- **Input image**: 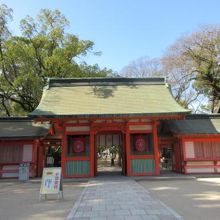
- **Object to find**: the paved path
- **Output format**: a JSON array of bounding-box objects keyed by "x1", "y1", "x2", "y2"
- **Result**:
[{"x1": 66, "y1": 179, "x2": 183, "y2": 220}]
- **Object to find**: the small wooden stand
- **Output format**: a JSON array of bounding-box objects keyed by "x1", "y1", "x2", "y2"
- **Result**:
[{"x1": 39, "y1": 167, "x2": 63, "y2": 201}]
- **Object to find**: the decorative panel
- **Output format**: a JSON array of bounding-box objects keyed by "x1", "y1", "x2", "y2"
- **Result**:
[
  {"x1": 129, "y1": 125, "x2": 152, "y2": 131},
  {"x1": 66, "y1": 161, "x2": 90, "y2": 176},
  {"x1": 187, "y1": 161, "x2": 213, "y2": 166},
  {"x1": 66, "y1": 120, "x2": 77, "y2": 123},
  {"x1": 185, "y1": 141, "x2": 195, "y2": 158},
  {"x1": 0, "y1": 144, "x2": 23, "y2": 163},
  {"x1": 79, "y1": 120, "x2": 89, "y2": 123},
  {"x1": 141, "y1": 119, "x2": 151, "y2": 122},
  {"x1": 186, "y1": 168, "x2": 214, "y2": 173},
  {"x1": 129, "y1": 119, "x2": 139, "y2": 122},
  {"x1": 130, "y1": 133, "x2": 153, "y2": 155},
  {"x1": 131, "y1": 159, "x2": 155, "y2": 173},
  {"x1": 113, "y1": 119, "x2": 124, "y2": 122},
  {"x1": 23, "y1": 145, "x2": 33, "y2": 161},
  {"x1": 2, "y1": 165, "x2": 19, "y2": 178},
  {"x1": 66, "y1": 126, "x2": 90, "y2": 132},
  {"x1": 213, "y1": 142, "x2": 220, "y2": 158},
  {"x1": 67, "y1": 135, "x2": 90, "y2": 157}
]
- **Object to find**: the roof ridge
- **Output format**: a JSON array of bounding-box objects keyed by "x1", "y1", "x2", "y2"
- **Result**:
[{"x1": 48, "y1": 77, "x2": 165, "y2": 87}]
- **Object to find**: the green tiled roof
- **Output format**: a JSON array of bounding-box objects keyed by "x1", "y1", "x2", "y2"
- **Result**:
[
  {"x1": 0, "y1": 117, "x2": 50, "y2": 138},
  {"x1": 29, "y1": 77, "x2": 190, "y2": 118},
  {"x1": 168, "y1": 117, "x2": 220, "y2": 135}
]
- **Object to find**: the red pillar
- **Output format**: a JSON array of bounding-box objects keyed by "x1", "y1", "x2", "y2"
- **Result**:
[
  {"x1": 61, "y1": 131, "x2": 67, "y2": 178},
  {"x1": 125, "y1": 123, "x2": 131, "y2": 176},
  {"x1": 181, "y1": 138, "x2": 186, "y2": 174},
  {"x1": 36, "y1": 140, "x2": 42, "y2": 177},
  {"x1": 90, "y1": 125, "x2": 95, "y2": 177},
  {"x1": 32, "y1": 140, "x2": 38, "y2": 177},
  {"x1": 153, "y1": 121, "x2": 160, "y2": 175}
]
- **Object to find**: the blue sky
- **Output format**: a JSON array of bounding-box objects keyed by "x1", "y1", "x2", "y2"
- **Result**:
[{"x1": 2, "y1": 0, "x2": 220, "y2": 72}]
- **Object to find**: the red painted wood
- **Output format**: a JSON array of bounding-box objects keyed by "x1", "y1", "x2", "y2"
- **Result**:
[
  {"x1": 0, "y1": 139, "x2": 40, "y2": 177},
  {"x1": 182, "y1": 138, "x2": 186, "y2": 161},
  {"x1": 35, "y1": 116, "x2": 189, "y2": 178},
  {"x1": 125, "y1": 123, "x2": 131, "y2": 176},
  {"x1": 0, "y1": 161, "x2": 33, "y2": 165},
  {"x1": 181, "y1": 137, "x2": 220, "y2": 174},
  {"x1": 63, "y1": 174, "x2": 90, "y2": 178},
  {"x1": 122, "y1": 133, "x2": 126, "y2": 175},
  {"x1": 90, "y1": 128, "x2": 95, "y2": 177},
  {"x1": 153, "y1": 121, "x2": 160, "y2": 175},
  {"x1": 130, "y1": 155, "x2": 154, "y2": 159},
  {"x1": 61, "y1": 131, "x2": 66, "y2": 179},
  {"x1": 127, "y1": 122, "x2": 152, "y2": 126},
  {"x1": 174, "y1": 142, "x2": 182, "y2": 173},
  {"x1": 64, "y1": 123, "x2": 90, "y2": 127},
  {"x1": 185, "y1": 157, "x2": 219, "y2": 161},
  {"x1": 129, "y1": 130, "x2": 152, "y2": 134},
  {"x1": 0, "y1": 140, "x2": 34, "y2": 144},
  {"x1": 65, "y1": 131, "x2": 90, "y2": 135},
  {"x1": 0, "y1": 169, "x2": 19, "y2": 173},
  {"x1": 37, "y1": 141, "x2": 44, "y2": 177},
  {"x1": 65, "y1": 157, "x2": 90, "y2": 161},
  {"x1": 185, "y1": 165, "x2": 214, "y2": 168},
  {"x1": 94, "y1": 133, "x2": 97, "y2": 176},
  {"x1": 131, "y1": 172, "x2": 155, "y2": 176}
]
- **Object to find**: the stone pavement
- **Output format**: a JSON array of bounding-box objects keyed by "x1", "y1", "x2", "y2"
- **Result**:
[{"x1": 66, "y1": 179, "x2": 183, "y2": 220}]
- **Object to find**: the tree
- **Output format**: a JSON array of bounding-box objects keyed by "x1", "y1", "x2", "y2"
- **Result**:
[
  {"x1": 0, "y1": 4, "x2": 13, "y2": 115},
  {"x1": 120, "y1": 57, "x2": 162, "y2": 78},
  {"x1": 162, "y1": 26, "x2": 220, "y2": 113},
  {"x1": 121, "y1": 26, "x2": 220, "y2": 113},
  {"x1": 0, "y1": 6, "x2": 114, "y2": 116}
]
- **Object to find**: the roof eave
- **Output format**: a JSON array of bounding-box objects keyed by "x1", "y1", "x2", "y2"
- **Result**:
[
  {"x1": 29, "y1": 111, "x2": 190, "y2": 119},
  {"x1": 173, "y1": 133, "x2": 220, "y2": 138}
]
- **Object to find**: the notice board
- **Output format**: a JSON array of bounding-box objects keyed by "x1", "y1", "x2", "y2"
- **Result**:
[{"x1": 40, "y1": 167, "x2": 63, "y2": 199}]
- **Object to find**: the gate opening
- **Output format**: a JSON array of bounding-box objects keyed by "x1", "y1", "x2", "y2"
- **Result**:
[{"x1": 95, "y1": 132, "x2": 125, "y2": 176}]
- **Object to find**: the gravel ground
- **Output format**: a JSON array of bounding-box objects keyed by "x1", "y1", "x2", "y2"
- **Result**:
[
  {"x1": 0, "y1": 180, "x2": 87, "y2": 220},
  {"x1": 139, "y1": 177, "x2": 220, "y2": 220},
  {"x1": 1, "y1": 177, "x2": 220, "y2": 220}
]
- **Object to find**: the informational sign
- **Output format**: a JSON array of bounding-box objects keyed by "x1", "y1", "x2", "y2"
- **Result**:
[
  {"x1": 19, "y1": 163, "x2": 29, "y2": 182},
  {"x1": 40, "y1": 167, "x2": 63, "y2": 200}
]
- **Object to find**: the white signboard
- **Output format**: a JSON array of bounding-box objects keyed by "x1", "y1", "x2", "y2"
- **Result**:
[{"x1": 40, "y1": 167, "x2": 63, "y2": 200}]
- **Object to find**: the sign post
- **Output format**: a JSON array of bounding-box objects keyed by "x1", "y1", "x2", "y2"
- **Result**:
[{"x1": 39, "y1": 167, "x2": 63, "y2": 200}]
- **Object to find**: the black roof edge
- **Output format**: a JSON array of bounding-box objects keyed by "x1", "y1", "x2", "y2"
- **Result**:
[
  {"x1": 186, "y1": 114, "x2": 220, "y2": 120},
  {"x1": 48, "y1": 77, "x2": 165, "y2": 87},
  {"x1": 0, "y1": 116, "x2": 32, "y2": 121},
  {"x1": 29, "y1": 111, "x2": 190, "y2": 119},
  {"x1": 0, "y1": 135, "x2": 46, "y2": 140}
]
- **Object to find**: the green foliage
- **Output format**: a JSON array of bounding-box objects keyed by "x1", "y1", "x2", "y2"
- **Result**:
[
  {"x1": 0, "y1": 6, "x2": 115, "y2": 116},
  {"x1": 163, "y1": 26, "x2": 220, "y2": 112}
]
